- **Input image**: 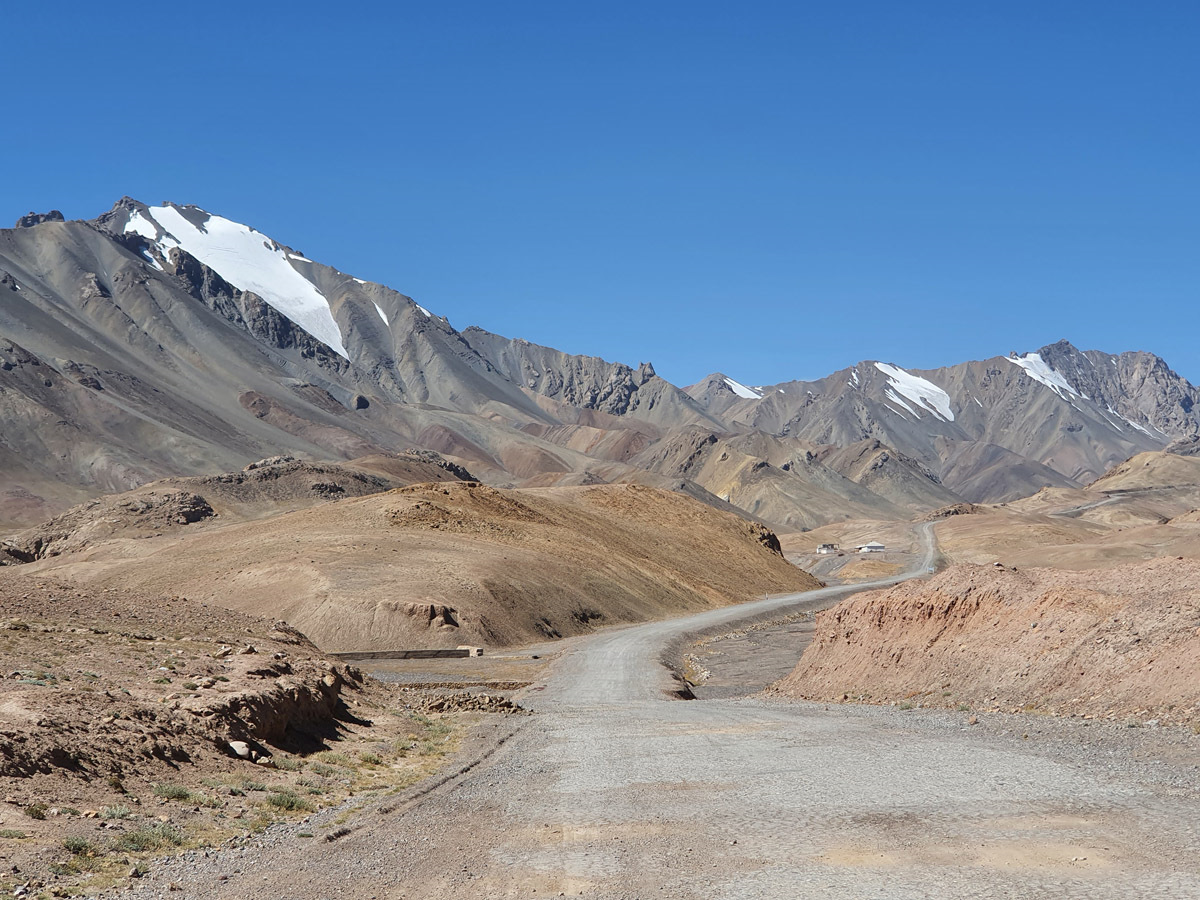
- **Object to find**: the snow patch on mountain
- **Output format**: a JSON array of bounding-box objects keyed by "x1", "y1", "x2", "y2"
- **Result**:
[
  {"x1": 884, "y1": 389, "x2": 919, "y2": 417},
  {"x1": 723, "y1": 377, "x2": 763, "y2": 399},
  {"x1": 373, "y1": 303, "x2": 389, "y2": 326},
  {"x1": 873, "y1": 362, "x2": 954, "y2": 422},
  {"x1": 125, "y1": 205, "x2": 348, "y2": 359},
  {"x1": 1005, "y1": 353, "x2": 1077, "y2": 398},
  {"x1": 414, "y1": 303, "x2": 432, "y2": 319}
]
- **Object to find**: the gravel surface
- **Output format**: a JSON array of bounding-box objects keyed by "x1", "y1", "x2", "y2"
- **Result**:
[{"x1": 104, "y1": 525, "x2": 1200, "y2": 898}]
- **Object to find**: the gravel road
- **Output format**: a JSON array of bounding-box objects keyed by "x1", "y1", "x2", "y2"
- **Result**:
[{"x1": 110, "y1": 524, "x2": 1200, "y2": 898}]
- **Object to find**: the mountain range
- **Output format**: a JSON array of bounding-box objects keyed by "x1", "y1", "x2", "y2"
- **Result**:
[{"x1": 3, "y1": 198, "x2": 1197, "y2": 530}]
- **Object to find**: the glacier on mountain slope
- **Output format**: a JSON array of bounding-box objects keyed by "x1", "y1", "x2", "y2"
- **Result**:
[
  {"x1": 1005, "y1": 352, "x2": 1077, "y2": 398},
  {"x1": 723, "y1": 377, "x2": 763, "y2": 399},
  {"x1": 125, "y1": 205, "x2": 349, "y2": 359},
  {"x1": 884, "y1": 389, "x2": 920, "y2": 417},
  {"x1": 873, "y1": 362, "x2": 954, "y2": 422}
]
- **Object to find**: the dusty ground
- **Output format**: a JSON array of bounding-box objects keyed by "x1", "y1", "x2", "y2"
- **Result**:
[
  {"x1": 0, "y1": 571, "x2": 520, "y2": 898},
  {"x1": 777, "y1": 557, "x2": 1200, "y2": 726},
  {"x1": 98, "y1": 546, "x2": 1200, "y2": 900},
  {"x1": 16, "y1": 481, "x2": 816, "y2": 652}
]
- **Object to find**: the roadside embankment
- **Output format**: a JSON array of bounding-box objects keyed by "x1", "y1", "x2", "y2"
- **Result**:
[{"x1": 775, "y1": 557, "x2": 1200, "y2": 726}]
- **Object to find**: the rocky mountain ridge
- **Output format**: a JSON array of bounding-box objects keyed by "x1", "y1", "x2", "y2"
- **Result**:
[{"x1": 3, "y1": 198, "x2": 1197, "y2": 530}]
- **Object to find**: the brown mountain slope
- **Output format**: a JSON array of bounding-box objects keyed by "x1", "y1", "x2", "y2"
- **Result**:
[
  {"x1": 775, "y1": 559, "x2": 1200, "y2": 727},
  {"x1": 22, "y1": 482, "x2": 817, "y2": 652},
  {"x1": 1089, "y1": 451, "x2": 1200, "y2": 491},
  {"x1": 814, "y1": 439, "x2": 962, "y2": 512}
]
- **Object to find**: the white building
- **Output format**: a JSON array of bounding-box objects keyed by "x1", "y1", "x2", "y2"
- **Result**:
[{"x1": 858, "y1": 541, "x2": 886, "y2": 554}]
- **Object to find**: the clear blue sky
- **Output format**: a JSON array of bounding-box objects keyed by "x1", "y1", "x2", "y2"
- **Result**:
[{"x1": 7, "y1": 2, "x2": 1199, "y2": 387}]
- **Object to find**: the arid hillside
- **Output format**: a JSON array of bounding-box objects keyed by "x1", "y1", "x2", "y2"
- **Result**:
[
  {"x1": 0, "y1": 570, "x2": 497, "y2": 895},
  {"x1": 1089, "y1": 450, "x2": 1200, "y2": 491},
  {"x1": 17, "y1": 481, "x2": 817, "y2": 652},
  {"x1": 776, "y1": 559, "x2": 1200, "y2": 726}
]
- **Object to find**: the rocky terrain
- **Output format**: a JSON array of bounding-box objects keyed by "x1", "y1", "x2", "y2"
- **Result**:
[
  {"x1": 0, "y1": 570, "x2": 514, "y2": 897},
  {"x1": 776, "y1": 558, "x2": 1200, "y2": 727}
]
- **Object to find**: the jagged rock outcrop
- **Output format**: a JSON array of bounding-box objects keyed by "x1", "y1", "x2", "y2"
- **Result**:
[{"x1": 14, "y1": 210, "x2": 64, "y2": 228}]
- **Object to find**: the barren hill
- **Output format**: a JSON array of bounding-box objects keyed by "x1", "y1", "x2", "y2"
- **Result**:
[
  {"x1": 18, "y1": 482, "x2": 817, "y2": 652},
  {"x1": 0, "y1": 453, "x2": 471, "y2": 561},
  {"x1": 1089, "y1": 451, "x2": 1200, "y2": 492}
]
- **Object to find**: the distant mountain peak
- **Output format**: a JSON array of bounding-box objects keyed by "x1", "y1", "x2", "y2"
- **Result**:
[{"x1": 100, "y1": 199, "x2": 350, "y2": 359}]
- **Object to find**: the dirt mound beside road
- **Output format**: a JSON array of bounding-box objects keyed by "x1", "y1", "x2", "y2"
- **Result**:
[{"x1": 777, "y1": 558, "x2": 1200, "y2": 726}]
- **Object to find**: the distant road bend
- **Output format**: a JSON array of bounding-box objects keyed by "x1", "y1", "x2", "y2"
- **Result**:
[
  {"x1": 550, "y1": 521, "x2": 938, "y2": 706},
  {"x1": 118, "y1": 521, "x2": 1200, "y2": 899}
]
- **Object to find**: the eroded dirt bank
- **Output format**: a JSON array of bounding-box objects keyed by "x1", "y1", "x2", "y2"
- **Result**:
[
  {"x1": 776, "y1": 557, "x2": 1200, "y2": 725},
  {"x1": 0, "y1": 571, "x2": 519, "y2": 896}
]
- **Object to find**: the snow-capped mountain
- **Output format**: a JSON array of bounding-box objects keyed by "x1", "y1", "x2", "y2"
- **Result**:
[
  {"x1": 2, "y1": 198, "x2": 1198, "y2": 529},
  {"x1": 686, "y1": 344, "x2": 1198, "y2": 497}
]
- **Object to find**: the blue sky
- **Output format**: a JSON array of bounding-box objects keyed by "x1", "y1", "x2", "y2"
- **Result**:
[{"x1": 7, "y1": 2, "x2": 1199, "y2": 386}]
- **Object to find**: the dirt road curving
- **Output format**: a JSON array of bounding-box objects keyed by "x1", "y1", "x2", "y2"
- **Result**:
[{"x1": 110, "y1": 522, "x2": 1200, "y2": 898}]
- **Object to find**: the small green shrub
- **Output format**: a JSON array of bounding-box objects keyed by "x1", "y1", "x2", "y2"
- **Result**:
[
  {"x1": 0, "y1": 829, "x2": 26, "y2": 839},
  {"x1": 101, "y1": 805, "x2": 131, "y2": 820},
  {"x1": 183, "y1": 682, "x2": 199, "y2": 691},
  {"x1": 24, "y1": 804, "x2": 47, "y2": 820},
  {"x1": 359, "y1": 752, "x2": 383, "y2": 766},
  {"x1": 152, "y1": 783, "x2": 192, "y2": 801},
  {"x1": 274, "y1": 756, "x2": 302, "y2": 772},
  {"x1": 114, "y1": 823, "x2": 184, "y2": 852},
  {"x1": 265, "y1": 791, "x2": 314, "y2": 812},
  {"x1": 315, "y1": 751, "x2": 351, "y2": 766},
  {"x1": 63, "y1": 835, "x2": 97, "y2": 856}
]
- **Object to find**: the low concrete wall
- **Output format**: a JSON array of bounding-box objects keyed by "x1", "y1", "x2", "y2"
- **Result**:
[{"x1": 329, "y1": 648, "x2": 471, "y2": 661}]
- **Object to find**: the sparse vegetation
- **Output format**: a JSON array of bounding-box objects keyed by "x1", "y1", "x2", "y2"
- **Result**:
[
  {"x1": 101, "y1": 804, "x2": 132, "y2": 820},
  {"x1": 265, "y1": 790, "x2": 314, "y2": 812},
  {"x1": 114, "y1": 823, "x2": 185, "y2": 852},
  {"x1": 24, "y1": 803, "x2": 47, "y2": 820},
  {"x1": 0, "y1": 829, "x2": 27, "y2": 839},
  {"x1": 63, "y1": 835, "x2": 97, "y2": 856},
  {"x1": 153, "y1": 783, "x2": 193, "y2": 801}
]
